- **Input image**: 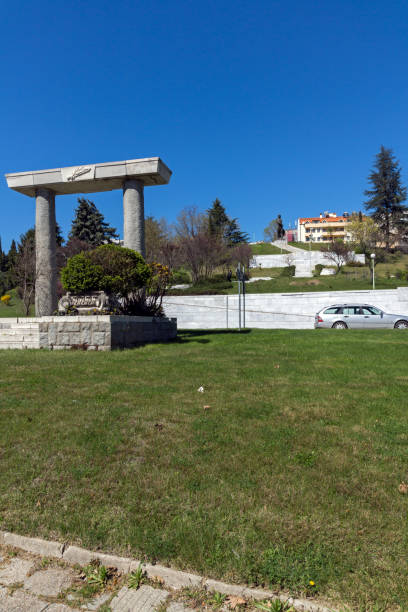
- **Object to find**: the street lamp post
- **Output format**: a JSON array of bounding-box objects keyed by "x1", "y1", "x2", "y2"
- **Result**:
[{"x1": 370, "y1": 253, "x2": 376, "y2": 290}]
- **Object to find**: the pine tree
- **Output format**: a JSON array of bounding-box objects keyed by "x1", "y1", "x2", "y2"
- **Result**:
[
  {"x1": 207, "y1": 199, "x2": 248, "y2": 245},
  {"x1": 224, "y1": 218, "x2": 249, "y2": 245},
  {"x1": 208, "y1": 199, "x2": 230, "y2": 236},
  {"x1": 69, "y1": 198, "x2": 118, "y2": 246},
  {"x1": 55, "y1": 222, "x2": 64, "y2": 247},
  {"x1": 0, "y1": 238, "x2": 7, "y2": 273},
  {"x1": 364, "y1": 146, "x2": 408, "y2": 250},
  {"x1": 6, "y1": 239, "x2": 17, "y2": 289}
]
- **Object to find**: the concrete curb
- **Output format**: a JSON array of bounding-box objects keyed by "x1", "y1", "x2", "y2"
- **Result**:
[{"x1": 0, "y1": 531, "x2": 335, "y2": 612}]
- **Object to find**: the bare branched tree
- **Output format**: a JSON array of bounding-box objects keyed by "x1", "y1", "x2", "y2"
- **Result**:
[
  {"x1": 324, "y1": 240, "x2": 354, "y2": 274},
  {"x1": 15, "y1": 229, "x2": 36, "y2": 316}
]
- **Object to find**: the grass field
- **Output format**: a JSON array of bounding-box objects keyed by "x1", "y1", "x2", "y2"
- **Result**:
[
  {"x1": 242, "y1": 266, "x2": 408, "y2": 294},
  {"x1": 0, "y1": 288, "x2": 34, "y2": 318},
  {"x1": 287, "y1": 241, "x2": 325, "y2": 251},
  {"x1": 251, "y1": 243, "x2": 290, "y2": 255},
  {"x1": 1, "y1": 330, "x2": 408, "y2": 610}
]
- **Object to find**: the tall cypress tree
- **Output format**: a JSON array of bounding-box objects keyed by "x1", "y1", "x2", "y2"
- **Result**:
[
  {"x1": 364, "y1": 146, "x2": 408, "y2": 250},
  {"x1": 69, "y1": 198, "x2": 118, "y2": 246}
]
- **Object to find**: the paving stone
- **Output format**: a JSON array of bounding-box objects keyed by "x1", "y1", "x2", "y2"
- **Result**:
[
  {"x1": 81, "y1": 592, "x2": 111, "y2": 610},
  {"x1": 1, "y1": 532, "x2": 63, "y2": 558},
  {"x1": 142, "y1": 563, "x2": 201, "y2": 590},
  {"x1": 0, "y1": 585, "x2": 46, "y2": 611},
  {"x1": 47, "y1": 605, "x2": 81, "y2": 612},
  {"x1": 243, "y1": 587, "x2": 275, "y2": 600},
  {"x1": 110, "y1": 585, "x2": 169, "y2": 611},
  {"x1": 24, "y1": 567, "x2": 74, "y2": 597},
  {"x1": 204, "y1": 578, "x2": 245, "y2": 596},
  {"x1": 167, "y1": 603, "x2": 196, "y2": 612},
  {"x1": 63, "y1": 545, "x2": 94, "y2": 566},
  {"x1": 0, "y1": 558, "x2": 35, "y2": 585}
]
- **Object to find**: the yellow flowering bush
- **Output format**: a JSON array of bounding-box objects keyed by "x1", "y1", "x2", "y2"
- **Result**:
[{"x1": 1, "y1": 294, "x2": 11, "y2": 306}]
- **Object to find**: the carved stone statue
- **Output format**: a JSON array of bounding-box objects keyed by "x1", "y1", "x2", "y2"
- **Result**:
[{"x1": 276, "y1": 214, "x2": 285, "y2": 239}]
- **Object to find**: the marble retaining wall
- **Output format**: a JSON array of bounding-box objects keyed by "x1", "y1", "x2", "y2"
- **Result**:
[{"x1": 163, "y1": 287, "x2": 408, "y2": 329}]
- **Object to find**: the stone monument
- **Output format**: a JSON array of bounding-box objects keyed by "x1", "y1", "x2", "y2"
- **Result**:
[{"x1": 5, "y1": 157, "x2": 172, "y2": 316}]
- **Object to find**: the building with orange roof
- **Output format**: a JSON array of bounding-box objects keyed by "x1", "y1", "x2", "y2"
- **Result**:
[{"x1": 297, "y1": 212, "x2": 353, "y2": 244}]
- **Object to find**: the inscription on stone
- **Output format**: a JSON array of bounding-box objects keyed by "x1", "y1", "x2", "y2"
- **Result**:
[
  {"x1": 58, "y1": 291, "x2": 111, "y2": 314},
  {"x1": 61, "y1": 165, "x2": 95, "y2": 182}
]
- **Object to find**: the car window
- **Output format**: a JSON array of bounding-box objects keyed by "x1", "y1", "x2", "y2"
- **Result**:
[
  {"x1": 323, "y1": 307, "x2": 340, "y2": 314},
  {"x1": 343, "y1": 307, "x2": 357, "y2": 315},
  {"x1": 362, "y1": 307, "x2": 379, "y2": 315}
]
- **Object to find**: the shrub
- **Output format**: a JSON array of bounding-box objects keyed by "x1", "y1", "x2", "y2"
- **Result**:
[
  {"x1": 170, "y1": 269, "x2": 191, "y2": 284},
  {"x1": 61, "y1": 245, "x2": 151, "y2": 296},
  {"x1": 313, "y1": 264, "x2": 324, "y2": 277},
  {"x1": 1, "y1": 294, "x2": 11, "y2": 306},
  {"x1": 60, "y1": 254, "x2": 104, "y2": 293},
  {"x1": 280, "y1": 265, "x2": 296, "y2": 277},
  {"x1": 87, "y1": 244, "x2": 151, "y2": 296}
]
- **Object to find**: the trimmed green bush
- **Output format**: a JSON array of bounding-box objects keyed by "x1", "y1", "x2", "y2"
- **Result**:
[
  {"x1": 87, "y1": 244, "x2": 151, "y2": 295},
  {"x1": 60, "y1": 245, "x2": 151, "y2": 296},
  {"x1": 60, "y1": 254, "x2": 104, "y2": 294}
]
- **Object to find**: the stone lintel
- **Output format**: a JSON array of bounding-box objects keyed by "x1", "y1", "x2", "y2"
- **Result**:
[{"x1": 5, "y1": 157, "x2": 172, "y2": 197}]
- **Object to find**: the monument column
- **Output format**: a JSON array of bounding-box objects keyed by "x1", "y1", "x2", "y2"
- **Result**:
[
  {"x1": 35, "y1": 188, "x2": 57, "y2": 316},
  {"x1": 123, "y1": 179, "x2": 145, "y2": 256}
]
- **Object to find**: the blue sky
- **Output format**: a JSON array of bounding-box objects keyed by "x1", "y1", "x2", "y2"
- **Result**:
[{"x1": 1, "y1": 0, "x2": 408, "y2": 250}]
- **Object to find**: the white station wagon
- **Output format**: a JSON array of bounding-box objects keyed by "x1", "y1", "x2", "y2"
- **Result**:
[{"x1": 314, "y1": 303, "x2": 408, "y2": 329}]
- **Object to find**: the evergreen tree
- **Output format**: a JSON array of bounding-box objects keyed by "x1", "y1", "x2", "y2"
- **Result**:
[
  {"x1": 6, "y1": 239, "x2": 17, "y2": 289},
  {"x1": 0, "y1": 238, "x2": 7, "y2": 273},
  {"x1": 364, "y1": 146, "x2": 408, "y2": 250},
  {"x1": 55, "y1": 222, "x2": 64, "y2": 247},
  {"x1": 224, "y1": 218, "x2": 249, "y2": 245},
  {"x1": 69, "y1": 198, "x2": 118, "y2": 246},
  {"x1": 208, "y1": 199, "x2": 230, "y2": 236},
  {"x1": 207, "y1": 199, "x2": 248, "y2": 245}
]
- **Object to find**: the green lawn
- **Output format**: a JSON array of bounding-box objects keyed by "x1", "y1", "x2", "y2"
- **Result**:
[
  {"x1": 288, "y1": 241, "x2": 325, "y2": 251},
  {"x1": 1, "y1": 330, "x2": 408, "y2": 610},
  {"x1": 242, "y1": 267, "x2": 408, "y2": 294},
  {"x1": 0, "y1": 288, "x2": 34, "y2": 317},
  {"x1": 251, "y1": 243, "x2": 290, "y2": 255}
]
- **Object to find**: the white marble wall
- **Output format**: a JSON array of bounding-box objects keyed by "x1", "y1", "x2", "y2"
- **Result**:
[{"x1": 163, "y1": 287, "x2": 408, "y2": 329}]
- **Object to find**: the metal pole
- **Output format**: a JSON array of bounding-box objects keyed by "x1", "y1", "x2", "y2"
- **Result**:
[
  {"x1": 243, "y1": 264, "x2": 246, "y2": 328},
  {"x1": 237, "y1": 263, "x2": 241, "y2": 331}
]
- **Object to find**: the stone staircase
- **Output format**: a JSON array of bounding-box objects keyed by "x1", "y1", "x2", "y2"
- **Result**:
[
  {"x1": 0, "y1": 321, "x2": 41, "y2": 349},
  {"x1": 294, "y1": 260, "x2": 314, "y2": 278}
]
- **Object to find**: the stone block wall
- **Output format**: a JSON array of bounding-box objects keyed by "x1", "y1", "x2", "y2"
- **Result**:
[{"x1": 22, "y1": 316, "x2": 177, "y2": 350}]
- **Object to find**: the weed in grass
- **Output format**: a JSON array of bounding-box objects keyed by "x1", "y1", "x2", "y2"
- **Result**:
[
  {"x1": 83, "y1": 563, "x2": 109, "y2": 587},
  {"x1": 127, "y1": 563, "x2": 144, "y2": 589},
  {"x1": 211, "y1": 591, "x2": 227, "y2": 607},
  {"x1": 254, "y1": 601, "x2": 295, "y2": 612}
]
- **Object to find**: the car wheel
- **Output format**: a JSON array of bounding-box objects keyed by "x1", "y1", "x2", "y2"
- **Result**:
[
  {"x1": 332, "y1": 321, "x2": 347, "y2": 329},
  {"x1": 394, "y1": 320, "x2": 408, "y2": 329}
]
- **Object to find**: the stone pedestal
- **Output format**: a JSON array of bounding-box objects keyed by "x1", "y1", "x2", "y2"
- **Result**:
[
  {"x1": 123, "y1": 179, "x2": 145, "y2": 256},
  {"x1": 35, "y1": 189, "x2": 57, "y2": 316}
]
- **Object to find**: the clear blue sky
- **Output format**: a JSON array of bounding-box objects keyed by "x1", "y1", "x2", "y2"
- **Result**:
[{"x1": 1, "y1": 0, "x2": 408, "y2": 250}]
